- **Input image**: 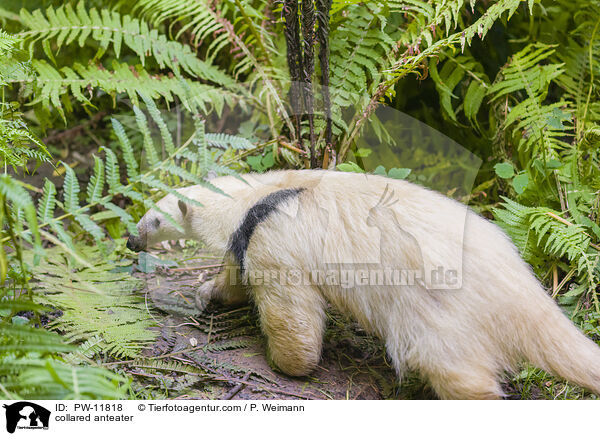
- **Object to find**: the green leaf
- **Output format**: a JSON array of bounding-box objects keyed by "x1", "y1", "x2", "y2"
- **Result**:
[
  {"x1": 546, "y1": 159, "x2": 562, "y2": 169},
  {"x1": 12, "y1": 315, "x2": 30, "y2": 326},
  {"x1": 494, "y1": 162, "x2": 515, "y2": 179},
  {"x1": 579, "y1": 216, "x2": 600, "y2": 240},
  {"x1": 512, "y1": 173, "x2": 529, "y2": 195},
  {"x1": 244, "y1": 150, "x2": 274, "y2": 173},
  {"x1": 373, "y1": 165, "x2": 387, "y2": 176},
  {"x1": 246, "y1": 155, "x2": 264, "y2": 172},
  {"x1": 388, "y1": 168, "x2": 411, "y2": 179},
  {"x1": 337, "y1": 162, "x2": 365, "y2": 173},
  {"x1": 546, "y1": 107, "x2": 571, "y2": 130},
  {"x1": 354, "y1": 147, "x2": 372, "y2": 158},
  {"x1": 261, "y1": 151, "x2": 274, "y2": 170},
  {"x1": 137, "y1": 252, "x2": 178, "y2": 273}
]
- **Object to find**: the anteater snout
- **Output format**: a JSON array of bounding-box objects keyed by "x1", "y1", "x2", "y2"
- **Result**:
[{"x1": 126, "y1": 235, "x2": 145, "y2": 252}]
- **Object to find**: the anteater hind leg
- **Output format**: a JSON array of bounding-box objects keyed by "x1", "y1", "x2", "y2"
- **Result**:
[
  {"x1": 252, "y1": 282, "x2": 326, "y2": 377},
  {"x1": 421, "y1": 363, "x2": 503, "y2": 400}
]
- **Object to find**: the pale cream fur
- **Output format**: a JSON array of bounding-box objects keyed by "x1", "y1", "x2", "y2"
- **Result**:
[{"x1": 131, "y1": 170, "x2": 600, "y2": 399}]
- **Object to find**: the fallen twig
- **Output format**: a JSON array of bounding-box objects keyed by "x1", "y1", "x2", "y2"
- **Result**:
[
  {"x1": 221, "y1": 372, "x2": 251, "y2": 400},
  {"x1": 171, "y1": 264, "x2": 225, "y2": 272},
  {"x1": 279, "y1": 139, "x2": 306, "y2": 154}
]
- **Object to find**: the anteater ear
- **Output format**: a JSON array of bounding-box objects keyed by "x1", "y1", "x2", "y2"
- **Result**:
[{"x1": 178, "y1": 200, "x2": 188, "y2": 217}]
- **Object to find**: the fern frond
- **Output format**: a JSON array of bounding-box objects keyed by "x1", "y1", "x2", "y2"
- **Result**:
[
  {"x1": 330, "y1": 2, "x2": 398, "y2": 113},
  {"x1": 72, "y1": 213, "x2": 104, "y2": 246},
  {"x1": 63, "y1": 335, "x2": 104, "y2": 365},
  {"x1": 0, "y1": 174, "x2": 41, "y2": 249},
  {"x1": 194, "y1": 118, "x2": 210, "y2": 174},
  {"x1": 111, "y1": 118, "x2": 139, "y2": 179},
  {"x1": 132, "y1": 358, "x2": 206, "y2": 376},
  {"x1": 2, "y1": 99, "x2": 231, "y2": 264},
  {"x1": 493, "y1": 197, "x2": 598, "y2": 287},
  {"x1": 133, "y1": 105, "x2": 160, "y2": 167},
  {"x1": 101, "y1": 203, "x2": 138, "y2": 236},
  {"x1": 15, "y1": 359, "x2": 130, "y2": 399},
  {"x1": 15, "y1": 60, "x2": 239, "y2": 119},
  {"x1": 162, "y1": 164, "x2": 205, "y2": 186},
  {"x1": 488, "y1": 43, "x2": 569, "y2": 156},
  {"x1": 429, "y1": 52, "x2": 490, "y2": 122},
  {"x1": 206, "y1": 133, "x2": 253, "y2": 150},
  {"x1": 61, "y1": 163, "x2": 80, "y2": 213},
  {"x1": 86, "y1": 156, "x2": 105, "y2": 204},
  {"x1": 142, "y1": 176, "x2": 203, "y2": 208},
  {"x1": 132, "y1": 0, "x2": 224, "y2": 49},
  {"x1": 37, "y1": 179, "x2": 57, "y2": 223},
  {"x1": 27, "y1": 245, "x2": 158, "y2": 359},
  {"x1": 141, "y1": 94, "x2": 176, "y2": 156},
  {"x1": 489, "y1": 44, "x2": 563, "y2": 100},
  {"x1": 203, "y1": 339, "x2": 253, "y2": 352},
  {"x1": 0, "y1": 311, "x2": 127, "y2": 400},
  {"x1": 100, "y1": 147, "x2": 123, "y2": 193},
  {"x1": 0, "y1": 325, "x2": 73, "y2": 355},
  {"x1": 18, "y1": 2, "x2": 236, "y2": 88}
]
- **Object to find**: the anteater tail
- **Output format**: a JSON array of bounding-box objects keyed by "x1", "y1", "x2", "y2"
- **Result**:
[{"x1": 517, "y1": 290, "x2": 600, "y2": 394}]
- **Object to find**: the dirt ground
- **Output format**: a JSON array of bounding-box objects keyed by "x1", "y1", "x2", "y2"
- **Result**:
[{"x1": 130, "y1": 249, "x2": 438, "y2": 400}]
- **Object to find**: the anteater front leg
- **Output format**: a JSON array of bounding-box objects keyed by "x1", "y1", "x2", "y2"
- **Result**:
[
  {"x1": 195, "y1": 263, "x2": 248, "y2": 311},
  {"x1": 252, "y1": 281, "x2": 326, "y2": 376}
]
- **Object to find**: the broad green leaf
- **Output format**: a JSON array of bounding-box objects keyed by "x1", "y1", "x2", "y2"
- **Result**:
[
  {"x1": 512, "y1": 173, "x2": 529, "y2": 194},
  {"x1": 388, "y1": 168, "x2": 411, "y2": 179},
  {"x1": 494, "y1": 162, "x2": 515, "y2": 179},
  {"x1": 137, "y1": 252, "x2": 178, "y2": 273},
  {"x1": 337, "y1": 162, "x2": 365, "y2": 173},
  {"x1": 354, "y1": 148, "x2": 372, "y2": 158},
  {"x1": 546, "y1": 107, "x2": 571, "y2": 130},
  {"x1": 373, "y1": 165, "x2": 387, "y2": 176}
]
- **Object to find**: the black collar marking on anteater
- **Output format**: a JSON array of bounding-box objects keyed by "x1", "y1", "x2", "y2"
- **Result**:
[{"x1": 228, "y1": 188, "x2": 305, "y2": 274}]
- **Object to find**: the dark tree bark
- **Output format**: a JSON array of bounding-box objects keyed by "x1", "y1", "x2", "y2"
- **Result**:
[
  {"x1": 283, "y1": 0, "x2": 303, "y2": 144},
  {"x1": 316, "y1": 0, "x2": 332, "y2": 154},
  {"x1": 282, "y1": 0, "x2": 331, "y2": 168},
  {"x1": 301, "y1": 0, "x2": 317, "y2": 168}
]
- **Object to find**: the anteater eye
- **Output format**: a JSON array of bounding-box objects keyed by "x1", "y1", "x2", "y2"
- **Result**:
[{"x1": 154, "y1": 218, "x2": 160, "y2": 228}]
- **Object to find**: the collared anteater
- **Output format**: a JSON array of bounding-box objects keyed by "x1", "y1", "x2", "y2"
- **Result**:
[{"x1": 127, "y1": 170, "x2": 600, "y2": 399}]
